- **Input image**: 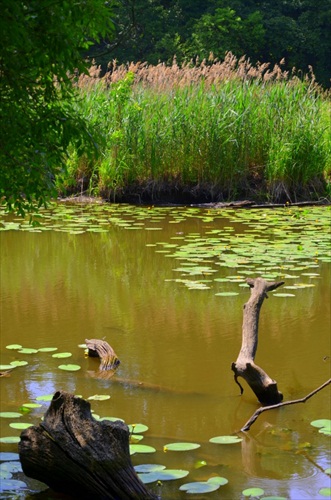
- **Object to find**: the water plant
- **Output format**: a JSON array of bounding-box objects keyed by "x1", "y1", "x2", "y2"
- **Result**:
[{"x1": 55, "y1": 54, "x2": 331, "y2": 203}]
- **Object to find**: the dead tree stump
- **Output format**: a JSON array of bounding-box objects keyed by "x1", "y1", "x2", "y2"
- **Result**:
[
  {"x1": 85, "y1": 338, "x2": 120, "y2": 371},
  {"x1": 231, "y1": 277, "x2": 284, "y2": 405},
  {"x1": 19, "y1": 391, "x2": 157, "y2": 500}
]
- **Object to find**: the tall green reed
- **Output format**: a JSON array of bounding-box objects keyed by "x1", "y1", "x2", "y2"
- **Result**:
[{"x1": 58, "y1": 59, "x2": 330, "y2": 202}]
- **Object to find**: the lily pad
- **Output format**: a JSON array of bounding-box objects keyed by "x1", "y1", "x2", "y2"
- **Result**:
[
  {"x1": 319, "y1": 488, "x2": 331, "y2": 497},
  {"x1": 310, "y1": 419, "x2": 331, "y2": 429},
  {"x1": 134, "y1": 464, "x2": 166, "y2": 473},
  {"x1": 18, "y1": 348, "x2": 38, "y2": 354},
  {"x1": 319, "y1": 428, "x2": 331, "y2": 435},
  {"x1": 0, "y1": 461, "x2": 23, "y2": 473},
  {"x1": 180, "y1": 482, "x2": 220, "y2": 493},
  {"x1": 9, "y1": 422, "x2": 33, "y2": 430},
  {"x1": 128, "y1": 424, "x2": 149, "y2": 434},
  {"x1": 179, "y1": 477, "x2": 228, "y2": 494},
  {"x1": 137, "y1": 472, "x2": 160, "y2": 484},
  {"x1": 58, "y1": 364, "x2": 81, "y2": 371},
  {"x1": 130, "y1": 434, "x2": 144, "y2": 443},
  {"x1": 5, "y1": 344, "x2": 22, "y2": 350},
  {"x1": 88, "y1": 395, "x2": 111, "y2": 401},
  {"x1": 138, "y1": 469, "x2": 189, "y2": 484},
  {"x1": 163, "y1": 442, "x2": 200, "y2": 451},
  {"x1": 129, "y1": 444, "x2": 156, "y2": 455},
  {"x1": 208, "y1": 476, "x2": 229, "y2": 486},
  {"x1": 21, "y1": 403, "x2": 42, "y2": 409},
  {"x1": 156, "y1": 469, "x2": 189, "y2": 481},
  {"x1": 0, "y1": 436, "x2": 21, "y2": 444},
  {"x1": 10, "y1": 360, "x2": 28, "y2": 367},
  {"x1": 98, "y1": 416, "x2": 125, "y2": 423},
  {"x1": 242, "y1": 487, "x2": 265, "y2": 497},
  {"x1": 0, "y1": 412, "x2": 22, "y2": 419},
  {"x1": 35, "y1": 394, "x2": 54, "y2": 401},
  {"x1": 38, "y1": 347, "x2": 58, "y2": 352},
  {"x1": 0, "y1": 365, "x2": 15, "y2": 371},
  {"x1": 52, "y1": 352, "x2": 72, "y2": 358},
  {"x1": 0, "y1": 470, "x2": 12, "y2": 480},
  {"x1": 209, "y1": 435, "x2": 243, "y2": 444},
  {"x1": 0, "y1": 478, "x2": 27, "y2": 491}
]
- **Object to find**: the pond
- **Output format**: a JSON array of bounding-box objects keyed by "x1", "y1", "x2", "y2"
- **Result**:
[{"x1": 0, "y1": 203, "x2": 330, "y2": 499}]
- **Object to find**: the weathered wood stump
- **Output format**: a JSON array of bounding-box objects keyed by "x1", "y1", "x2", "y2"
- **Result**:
[
  {"x1": 19, "y1": 391, "x2": 157, "y2": 500},
  {"x1": 231, "y1": 277, "x2": 284, "y2": 405},
  {"x1": 85, "y1": 338, "x2": 120, "y2": 371}
]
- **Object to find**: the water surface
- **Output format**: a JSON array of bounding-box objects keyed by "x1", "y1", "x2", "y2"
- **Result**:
[{"x1": 0, "y1": 203, "x2": 330, "y2": 499}]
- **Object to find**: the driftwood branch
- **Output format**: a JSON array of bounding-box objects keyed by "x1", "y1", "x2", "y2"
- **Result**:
[
  {"x1": 240, "y1": 378, "x2": 331, "y2": 432},
  {"x1": 19, "y1": 391, "x2": 157, "y2": 500},
  {"x1": 85, "y1": 338, "x2": 120, "y2": 371},
  {"x1": 231, "y1": 277, "x2": 284, "y2": 405}
]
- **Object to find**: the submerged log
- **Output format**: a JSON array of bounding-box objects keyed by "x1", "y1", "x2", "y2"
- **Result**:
[
  {"x1": 19, "y1": 391, "x2": 157, "y2": 500},
  {"x1": 231, "y1": 277, "x2": 284, "y2": 405},
  {"x1": 85, "y1": 338, "x2": 120, "y2": 371}
]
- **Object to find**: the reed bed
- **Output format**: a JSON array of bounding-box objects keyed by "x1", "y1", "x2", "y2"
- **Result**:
[{"x1": 57, "y1": 53, "x2": 331, "y2": 203}]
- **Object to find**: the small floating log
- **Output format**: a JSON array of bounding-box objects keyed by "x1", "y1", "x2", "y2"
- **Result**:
[
  {"x1": 85, "y1": 338, "x2": 120, "y2": 371},
  {"x1": 19, "y1": 391, "x2": 157, "y2": 500},
  {"x1": 231, "y1": 277, "x2": 284, "y2": 405}
]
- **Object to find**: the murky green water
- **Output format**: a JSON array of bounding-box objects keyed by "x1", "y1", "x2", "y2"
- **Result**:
[{"x1": 0, "y1": 203, "x2": 330, "y2": 499}]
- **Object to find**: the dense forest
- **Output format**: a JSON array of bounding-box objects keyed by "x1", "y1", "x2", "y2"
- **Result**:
[{"x1": 90, "y1": 0, "x2": 331, "y2": 88}]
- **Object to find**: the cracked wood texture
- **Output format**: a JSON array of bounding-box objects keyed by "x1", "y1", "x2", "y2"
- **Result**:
[
  {"x1": 231, "y1": 277, "x2": 284, "y2": 405},
  {"x1": 85, "y1": 338, "x2": 120, "y2": 370},
  {"x1": 19, "y1": 391, "x2": 157, "y2": 500}
]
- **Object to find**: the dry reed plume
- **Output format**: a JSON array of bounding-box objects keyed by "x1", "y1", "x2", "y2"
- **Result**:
[{"x1": 77, "y1": 52, "x2": 304, "y2": 91}]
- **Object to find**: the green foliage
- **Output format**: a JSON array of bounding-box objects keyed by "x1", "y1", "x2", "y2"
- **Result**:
[
  {"x1": 0, "y1": 0, "x2": 114, "y2": 215},
  {"x1": 182, "y1": 7, "x2": 266, "y2": 61},
  {"x1": 63, "y1": 67, "x2": 330, "y2": 203},
  {"x1": 93, "y1": 1, "x2": 330, "y2": 87}
]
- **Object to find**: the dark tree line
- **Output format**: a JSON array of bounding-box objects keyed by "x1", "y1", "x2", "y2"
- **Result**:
[{"x1": 90, "y1": 0, "x2": 331, "y2": 87}]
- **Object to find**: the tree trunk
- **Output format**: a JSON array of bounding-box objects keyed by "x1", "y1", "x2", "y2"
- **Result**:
[
  {"x1": 231, "y1": 277, "x2": 284, "y2": 405},
  {"x1": 19, "y1": 391, "x2": 157, "y2": 500},
  {"x1": 85, "y1": 338, "x2": 120, "y2": 370}
]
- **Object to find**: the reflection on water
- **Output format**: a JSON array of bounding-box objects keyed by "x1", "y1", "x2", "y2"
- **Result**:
[{"x1": 0, "y1": 204, "x2": 330, "y2": 499}]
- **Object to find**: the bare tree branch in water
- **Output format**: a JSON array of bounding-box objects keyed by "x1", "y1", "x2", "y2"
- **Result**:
[
  {"x1": 240, "y1": 379, "x2": 331, "y2": 432},
  {"x1": 231, "y1": 277, "x2": 284, "y2": 405}
]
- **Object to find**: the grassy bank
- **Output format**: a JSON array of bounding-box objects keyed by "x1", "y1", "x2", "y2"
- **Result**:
[{"x1": 56, "y1": 53, "x2": 331, "y2": 204}]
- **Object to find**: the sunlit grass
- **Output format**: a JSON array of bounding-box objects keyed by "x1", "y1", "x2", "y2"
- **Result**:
[{"x1": 56, "y1": 54, "x2": 331, "y2": 203}]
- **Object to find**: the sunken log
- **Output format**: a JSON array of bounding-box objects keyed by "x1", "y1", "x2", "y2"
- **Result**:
[
  {"x1": 231, "y1": 277, "x2": 284, "y2": 406},
  {"x1": 85, "y1": 338, "x2": 120, "y2": 371},
  {"x1": 19, "y1": 391, "x2": 157, "y2": 500}
]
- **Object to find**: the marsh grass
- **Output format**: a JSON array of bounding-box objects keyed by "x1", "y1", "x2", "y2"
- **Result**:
[{"x1": 56, "y1": 53, "x2": 331, "y2": 203}]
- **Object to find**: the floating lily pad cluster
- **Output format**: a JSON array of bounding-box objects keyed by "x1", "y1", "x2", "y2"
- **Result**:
[
  {"x1": 0, "y1": 452, "x2": 26, "y2": 495},
  {"x1": 164, "y1": 207, "x2": 330, "y2": 295},
  {"x1": 1, "y1": 390, "x2": 330, "y2": 497},
  {"x1": 2, "y1": 343, "x2": 81, "y2": 373},
  {"x1": 1, "y1": 204, "x2": 329, "y2": 299}
]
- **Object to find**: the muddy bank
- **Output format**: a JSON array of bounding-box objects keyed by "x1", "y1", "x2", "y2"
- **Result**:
[{"x1": 59, "y1": 180, "x2": 330, "y2": 209}]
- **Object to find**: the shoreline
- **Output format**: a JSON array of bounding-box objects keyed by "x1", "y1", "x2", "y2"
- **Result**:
[{"x1": 58, "y1": 194, "x2": 331, "y2": 210}]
